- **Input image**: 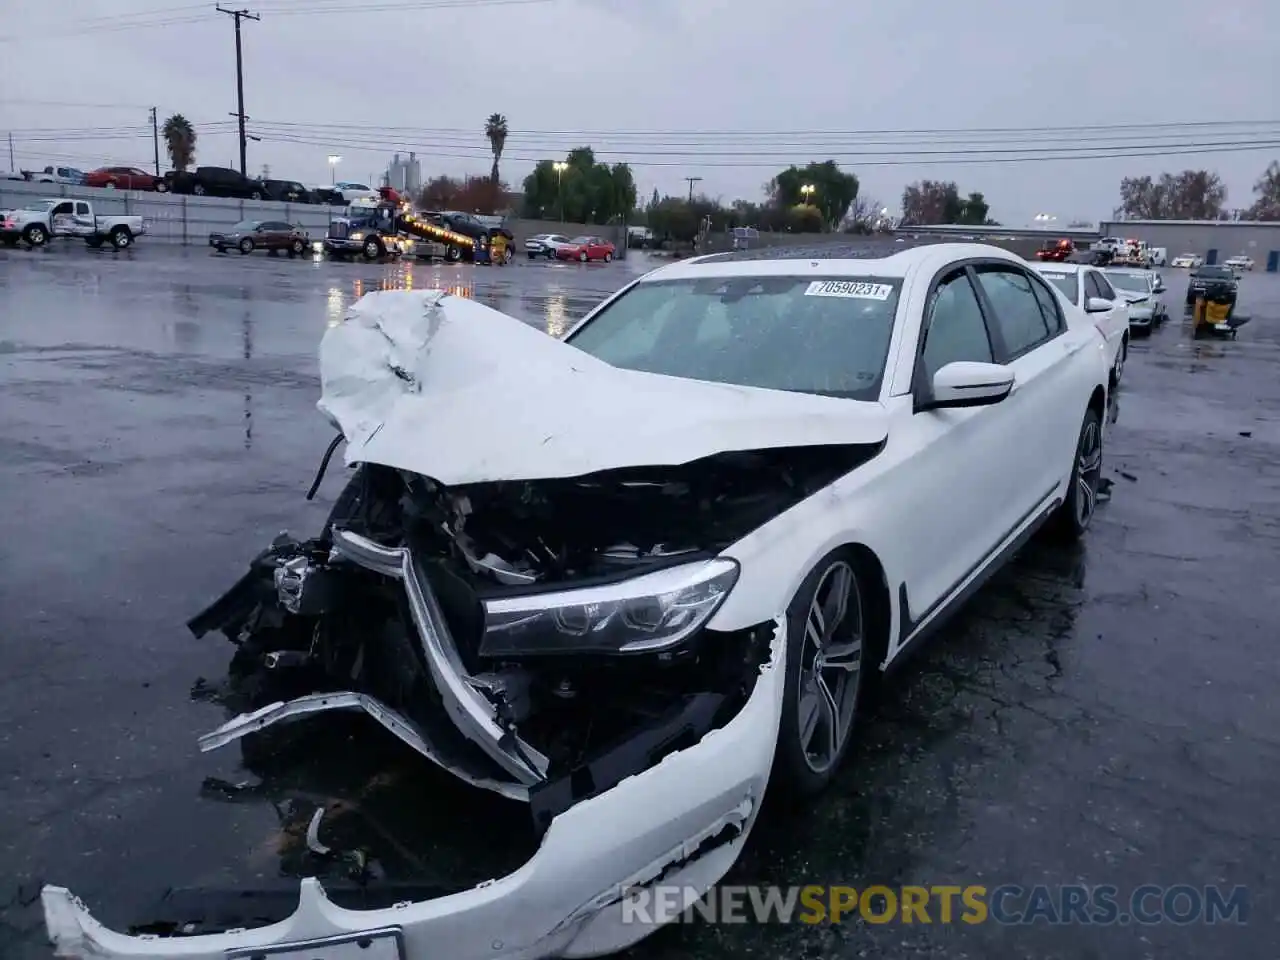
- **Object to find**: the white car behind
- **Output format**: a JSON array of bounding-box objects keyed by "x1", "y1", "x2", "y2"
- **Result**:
[
  {"x1": 525, "y1": 232, "x2": 574, "y2": 259},
  {"x1": 43, "y1": 243, "x2": 1112, "y2": 960},
  {"x1": 1171, "y1": 252, "x2": 1203, "y2": 268},
  {"x1": 333, "y1": 180, "x2": 378, "y2": 202},
  {"x1": 1104, "y1": 268, "x2": 1167, "y2": 334},
  {"x1": 1033, "y1": 263, "x2": 1131, "y2": 379},
  {"x1": 1223, "y1": 255, "x2": 1254, "y2": 273}
]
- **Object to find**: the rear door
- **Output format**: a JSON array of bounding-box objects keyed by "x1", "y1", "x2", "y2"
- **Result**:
[{"x1": 971, "y1": 263, "x2": 1081, "y2": 516}]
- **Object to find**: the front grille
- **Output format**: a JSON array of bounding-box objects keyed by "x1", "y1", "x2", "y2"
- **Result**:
[{"x1": 329, "y1": 221, "x2": 348, "y2": 239}]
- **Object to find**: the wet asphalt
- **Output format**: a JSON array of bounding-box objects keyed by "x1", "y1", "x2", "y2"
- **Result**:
[{"x1": 1, "y1": 243, "x2": 1277, "y2": 959}]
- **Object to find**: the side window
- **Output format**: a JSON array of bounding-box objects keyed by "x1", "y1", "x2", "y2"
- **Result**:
[
  {"x1": 1083, "y1": 272, "x2": 1103, "y2": 300},
  {"x1": 1094, "y1": 273, "x2": 1117, "y2": 300},
  {"x1": 1028, "y1": 274, "x2": 1064, "y2": 333},
  {"x1": 75, "y1": 202, "x2": 90, "y2": 216},
  {"x1": 921, "y1": 269, "x2": 994, "y2": 380},
  {"x1": 52, "y1": 201, "x2": 73, "y2": 215},
  {"x1": 974, "y1": 267, "x2": 1052, "y2": 359}
]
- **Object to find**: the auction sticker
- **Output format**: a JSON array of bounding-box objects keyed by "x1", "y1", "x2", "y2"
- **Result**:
[{"x1": 804, "y1": 280, "x2": 893, "y2": 300}]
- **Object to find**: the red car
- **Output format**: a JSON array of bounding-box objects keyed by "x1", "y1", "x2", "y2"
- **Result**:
[
  {"x1": 556, "y1": 235, "x2": 615, "y2": 263},
  {"x1": 84, "y1": 166, "x2": 167, "y2": 192}
]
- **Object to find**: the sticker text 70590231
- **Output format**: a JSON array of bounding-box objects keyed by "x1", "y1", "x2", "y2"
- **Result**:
[{"x1": 804, "y1": 280, "x2": 893, "y2": 301}]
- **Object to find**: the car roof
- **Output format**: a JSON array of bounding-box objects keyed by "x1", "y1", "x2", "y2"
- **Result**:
[
  {"x1": 645, "y1": 241, "x2": 1026, "y2": 282},
  {"x1": 1032, "y1": 262, "x2": 1086, "y2": 275}
]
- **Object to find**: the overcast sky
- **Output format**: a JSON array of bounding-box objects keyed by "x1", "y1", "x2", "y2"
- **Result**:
[{"x1": 2, "y1": 0, "x2": 1278, "y2": 224}]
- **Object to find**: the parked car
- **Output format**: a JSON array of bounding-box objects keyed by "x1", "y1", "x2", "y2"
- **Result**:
[
  {"x1": 1170, "y1": 252, "x2": 1203, "y2": 268},
  {"x1": 1186, "y1": 264, "x2": 1238, "y2": 306},
  {"x1": 1033, "y1": 263, "x2": 1130, "y2": 385},
  {"x1": 333, "y1": 181, "x2": 378, "y2": 202},
  {"x1": 209, "y1": 219, "x2": 309, "y2": 256},
  {"x1": 83, "y1": 166, "x2": 167, "y2": 192},
  {"x1": 524, "y1": 232, "x2": 573, "y2": 259},
  {"x1": 167, "y1": 166, "x2": 265, "y2": 200},
  {"x1": 0, "y1": 197, "x2": 145, "y2": 249},
  {"x1": 261, "y1": 179, "x2": 314, "y2": 203},
  {"x1": 31, "y1": 165, "x2": 86, "y2": 185},
  {"x1": 1103, "y1": 268, "x2": 1168, "y2": 335},
  {"x1": 556, "y1": 235, "x2": 616, "y2": 262},
  {"x1": 1223, "y1": 254, "x2": 1254, "y2": 273},
  {"x1": 41, "y1": 242, "x2": 1113, "y2": 960},
  {"x1": 309, "y1": 185, "x2": 346, "y2": 205},
  {"x1": 1147, "y1": 247, "x2": 1167, "y2": 266}
]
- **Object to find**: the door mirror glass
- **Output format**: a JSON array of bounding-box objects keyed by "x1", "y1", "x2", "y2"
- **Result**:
[
  {"x1": 920, "y1": 361, "x2": 1015, "y2": 411},
  {"x1": 1085, "y1": 297, "x2": 1113, "y2": 313}
]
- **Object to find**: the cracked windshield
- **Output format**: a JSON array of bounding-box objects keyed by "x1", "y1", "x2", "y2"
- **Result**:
[{"x1": 0, "y1": 2, "x2": 1275, "y2": 960}]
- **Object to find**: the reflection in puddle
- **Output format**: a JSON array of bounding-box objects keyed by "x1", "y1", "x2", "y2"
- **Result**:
[{"x1": 544, "y1": 293, "x2": 568, "y2": 338}]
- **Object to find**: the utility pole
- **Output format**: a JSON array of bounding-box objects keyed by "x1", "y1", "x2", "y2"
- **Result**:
[
  {"x1": 685, "y1": 176, "x2": 702, "y2": 203},
  {"x1": 217, "y1": 6, "x2": 259, "y2": 176},
  {"x1": 7, "y1": 132, "x2": 13, "y2": 170},
  {"x1": 149, "y1": 107, "x2": 160, "y2": 175}
]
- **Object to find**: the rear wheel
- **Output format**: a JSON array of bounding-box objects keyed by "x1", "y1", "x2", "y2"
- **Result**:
[
  {"x1": 579, "y1": 251, "x2": 588, "y2": 262},
  {"x1": 193, "y1": 183, "x2": 207, "y2": 196},
  {"x1": 545, "y1": 249, "x2": 555, "y2": 260},
  {"x1": 109, "y1": 227, "x2": 132, "y2": 249},
  {"x1": 604, "y1": 251, "x2": 613, "y2": 263},
  {"x1": 773, "y1": 550, "x2": 867, "y2": 798},
  {"x1": 290, "y1": 238, "x2": 305, "y2": 255},
  {"x1": 104, "y1": 181, "x2": 117, "y2": 190},
  {"x1": 1051, "y1": 406, "x2": 1104, "y2": 541},
  {"x1": 155, "y1": 181, "x2": 168, "y2": 193}
]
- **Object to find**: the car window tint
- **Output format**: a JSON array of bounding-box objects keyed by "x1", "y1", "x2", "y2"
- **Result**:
[
  {"x1": 1028, "y1": 275, "x2": 1064, "y2": 332},
  {"x1": 975, "y1": 267, "x2": 1051, "y2": 358},
  {"x1": 921, "y1": 270, "x2": 993, "y2": 379}
]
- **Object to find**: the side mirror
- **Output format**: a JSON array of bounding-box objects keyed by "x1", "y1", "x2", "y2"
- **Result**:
[
  {"x1": 919, "y1": 361, "x2": 1015, "y2": 412},
  {"x1": 1085, "y1": 297, "x2": 1112, "y2": 313}
]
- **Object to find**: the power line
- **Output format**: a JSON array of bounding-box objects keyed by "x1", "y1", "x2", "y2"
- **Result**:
[{"x1": 217, "y1": 6, "x2": 260, "y2": 176}]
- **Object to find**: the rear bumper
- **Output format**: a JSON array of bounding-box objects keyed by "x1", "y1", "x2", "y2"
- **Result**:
[{"x1": 43, "y1": 621, "x2": 786, "y2": 960}]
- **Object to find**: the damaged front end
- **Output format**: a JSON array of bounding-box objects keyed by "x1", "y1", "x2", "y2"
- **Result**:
[
  {"x1": 187, "y1": 439, "x2": 867, "y2": 830},
  {"x1": 43, "y1": 290, "x2": 883, "y2": 959}
]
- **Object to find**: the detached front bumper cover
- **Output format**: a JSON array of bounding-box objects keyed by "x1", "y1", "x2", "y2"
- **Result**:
[{"x1": 43, "y1": 620, "x2": 787, "y2": 960}]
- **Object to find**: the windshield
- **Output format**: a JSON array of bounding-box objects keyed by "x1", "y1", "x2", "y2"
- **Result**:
[
  {"x1": 566, "y1": 275, "x2": 901, "y2": 401},
  {"x1": 1038, "y1": 272, "x2": 1078, "y2": 302},
  {"x1": 1195, "y1": 266, "x2": 1232, "y2": 279},
  {"x1": 21, "y1": 201, "x2": 57, "y2": 211},
  {"x1": 1104, "y1": 272, "x2": 1150, "y2": 293}
]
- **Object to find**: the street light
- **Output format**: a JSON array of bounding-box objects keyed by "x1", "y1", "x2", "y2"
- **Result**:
[
  {"x1": 553, "y1": 161, "x2": 567, "y2": 221},
  {"x1": 327, "y1": 155, "x2": 342, "y2": 184},
  {"x1": 800, "y1": 184, "x2": 815, "y2": 205}
]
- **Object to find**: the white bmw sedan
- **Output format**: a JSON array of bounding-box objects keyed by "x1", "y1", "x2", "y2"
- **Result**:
[
  {"x1": 43, "y1": 243, "x2": 1112, "y2": 960},
  {"x1": 1033, "y1": 262, "x2": 1131, "y2": 377}
]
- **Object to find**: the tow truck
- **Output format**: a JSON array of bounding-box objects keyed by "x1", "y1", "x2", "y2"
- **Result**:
[
  {"x1": 0, "y1": 197, "x2": 146, "y2": 249},
  {"x1": 322, "y1": 198, "x2": 482, "y2": 262},
  {"x1": 1035, "y1": 238, "x2": 1075, "y2": 262}
]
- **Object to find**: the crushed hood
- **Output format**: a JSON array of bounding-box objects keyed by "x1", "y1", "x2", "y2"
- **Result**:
[{"x1": 317, "y1": 290, "x2": 889, "y2": 486}]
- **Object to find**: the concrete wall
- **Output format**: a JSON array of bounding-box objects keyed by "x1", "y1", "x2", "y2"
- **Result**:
[
  {"x1": 1099, "y1": 220, "x2": 1280, "y2": 270},
  {"x1": 0, "y1": 179, "x2": 629, "y2": 251}
]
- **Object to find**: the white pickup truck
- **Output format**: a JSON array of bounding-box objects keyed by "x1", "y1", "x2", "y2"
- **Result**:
[{"x1": 0, "y1": 198, "x2": 147, "y2": 249}]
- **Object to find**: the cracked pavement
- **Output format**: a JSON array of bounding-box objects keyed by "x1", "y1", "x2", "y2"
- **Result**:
[{"x1": 1, "y1": 243, "x2": 1276, "y2": 958}]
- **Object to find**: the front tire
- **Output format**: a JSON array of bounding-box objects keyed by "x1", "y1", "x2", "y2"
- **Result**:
[
  {"x1": 604, "y1": 251, "x2": 613, "y2": 263},
  {"x1": 239, "y1": 237, "x2": 254, "y2": 255},
  {"x1": 773, "y1": 550, "x2": 867, "y2": 798},
  {"x1": 24, "y1": 224, "x2": 48, "y2": 247},
  {"x1": 579, "y1": 251, "x2": 588, "y2": 262},
  {"x1": 363, "y1": 238, "x2": 382, "y2": 260},
  {"x1": 1051, "y1": 406, "x2": 1104, "y2": 541},
  {"x1": 290, "y1": 238, "x2": 305, "y2": 255}
]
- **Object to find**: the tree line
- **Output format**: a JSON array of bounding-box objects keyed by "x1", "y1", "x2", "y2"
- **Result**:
[{"x1": 1118, "y1": 163, "x2": 1280, "y2": 221}]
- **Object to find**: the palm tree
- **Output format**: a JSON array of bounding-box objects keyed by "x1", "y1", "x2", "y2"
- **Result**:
[
  {"x1": 484, "y1": 113, "x2": 507, "y2": 184},
  {"x1": 161, "y1": 113, "x2": 197, "y2": 172}
]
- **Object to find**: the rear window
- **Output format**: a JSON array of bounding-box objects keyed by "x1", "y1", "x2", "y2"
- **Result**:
[
  {"x1": 1195, "y1": 266, "x2": 1232, "y2": 279},
  {"x1": 1038, "y1": 271, "x2": 1078, "y2": 302},
  {"x1": 567, "y1": 275, "x2": 902, "y2": 401}
]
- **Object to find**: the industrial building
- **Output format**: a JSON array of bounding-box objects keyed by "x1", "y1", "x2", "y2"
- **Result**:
[
  {"x1": 1096, "y1": 220, "x2": 1280, "y2": 271},
  {"x1": 385, "y1": 152, "x2": 422, "y2": 196}
]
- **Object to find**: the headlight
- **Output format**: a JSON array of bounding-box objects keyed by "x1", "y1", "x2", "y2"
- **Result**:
[
  {"x1": 479, "y1": 558, "x2": 739, "y2": 657},
  {"x1": 351, "y1": 231, "x2": 365, "y2": 240}
]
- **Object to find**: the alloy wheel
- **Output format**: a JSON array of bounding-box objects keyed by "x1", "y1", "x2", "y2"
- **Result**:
[
  {"x1": 796, "y1": 560, "x2": 863, "y2": 774},
  {"x1": 1074, "y1": 419, "x2": 1103, "y2": 528}
]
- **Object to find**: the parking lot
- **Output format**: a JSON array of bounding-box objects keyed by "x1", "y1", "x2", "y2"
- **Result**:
[{"x1": 0, "y1": 245, "x2": 1277, "y2": 959}]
